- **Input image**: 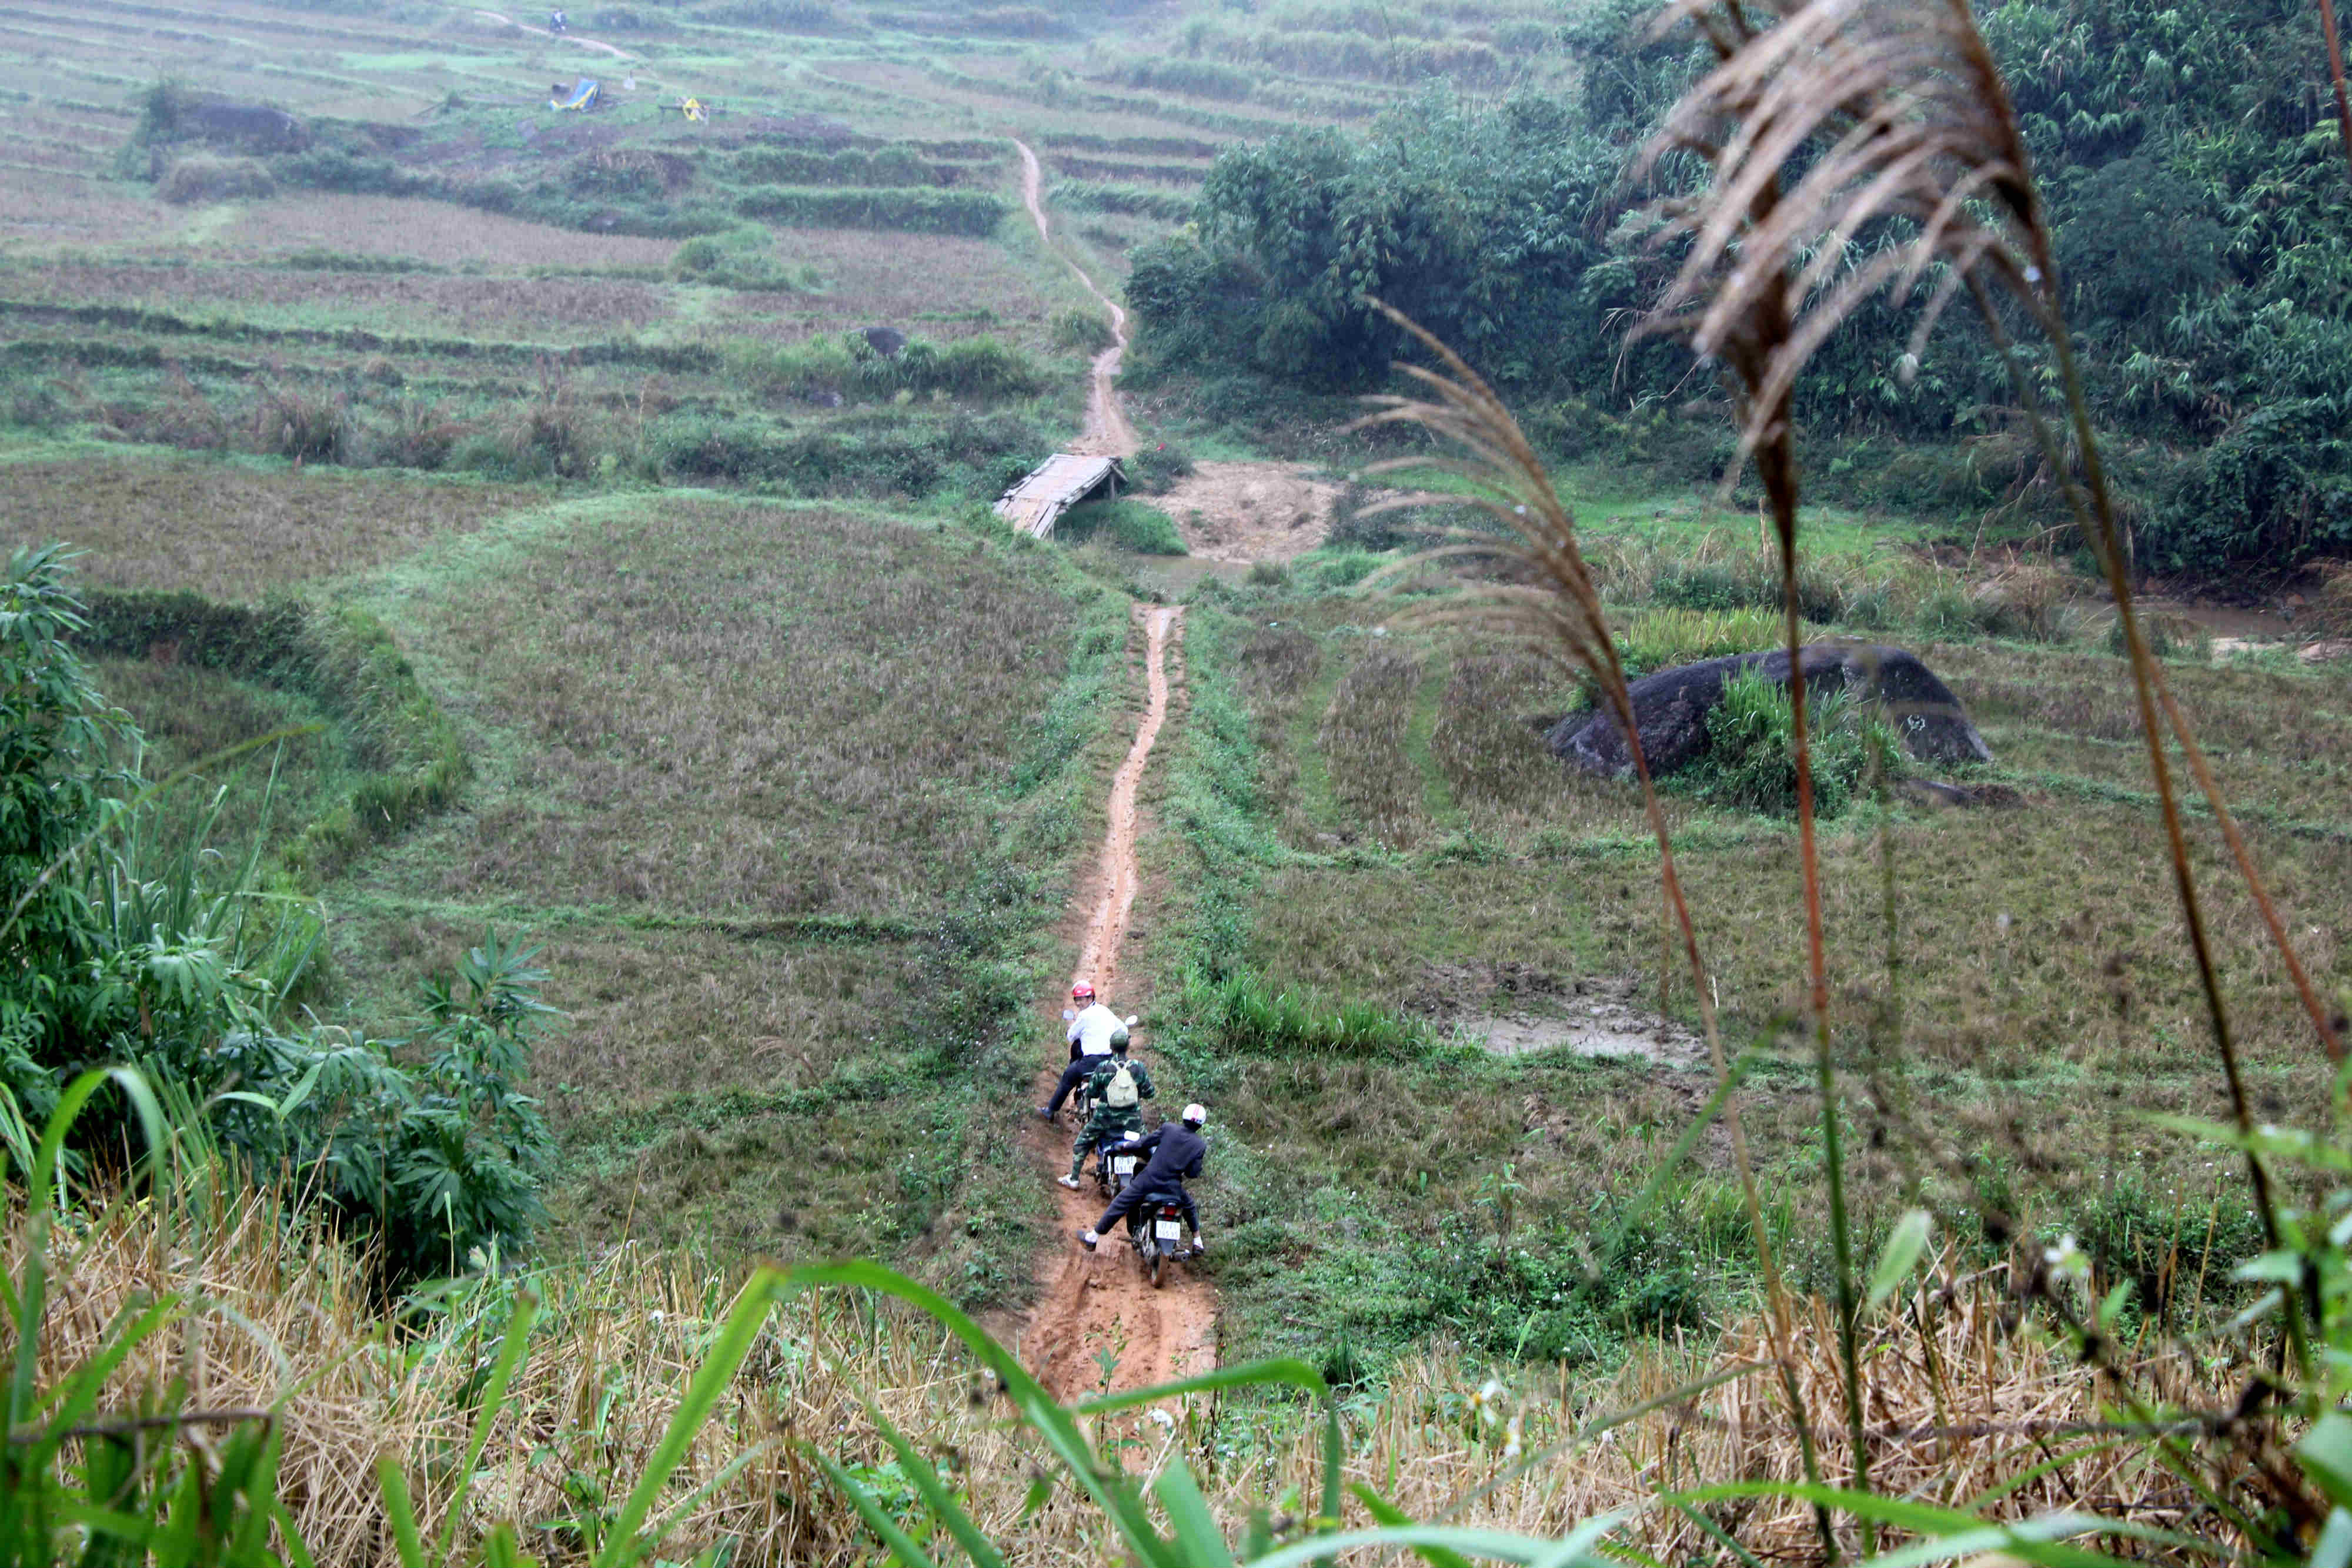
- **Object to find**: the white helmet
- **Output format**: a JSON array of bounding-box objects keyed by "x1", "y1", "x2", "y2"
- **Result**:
[{"x1": 1181, "y1": 1104, "x2": 1207, "y2": 1127}]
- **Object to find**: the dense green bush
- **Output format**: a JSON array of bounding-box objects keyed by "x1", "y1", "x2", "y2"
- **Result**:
[
  {"x1": 730, "y1": 143, "x2": 974, "y2": 187},
  {"x1": 650, "y1": 407, "x2": 1048, "y2": 497},
  {"x1": 1681, "y1": 667, "x2": 1897, "y2": 820},
  {"x1": 1615, "y1": 607, "x2": 1779, "y2": 677},
  {"x1": 1050, "y1": 306, "x2": 1115, "y2": 355},
  {"x1": 1128, "y1": 0, "x2": 2352, "y2": 569},
  {"x1": 0, "y1": 546, "x2": 545, "y2": 1281},
  {"x1": 1125, "y1": 439, "x2": 1195, "y2": 493},
  {"x1": 672, "y1": 226, "x2": 818, "y2": 290},
  {"x1": 1116, "y1": 57, "x2": 1258, "y2": 101},
  {"x1": 1048, "y1": 180, "x2": 1197, "y2": 220},
  {"x1": 1179, "y1": 969, "x2": 1430, "y2": 1059},
  {"x1": 1054, "y1": 498, "x2": 1187, "y2": 554}
]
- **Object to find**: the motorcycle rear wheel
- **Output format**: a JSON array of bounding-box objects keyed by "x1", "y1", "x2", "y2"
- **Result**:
[{"x1": 1148, "y1": 1248, "x2": 1164, "y2": 1289}]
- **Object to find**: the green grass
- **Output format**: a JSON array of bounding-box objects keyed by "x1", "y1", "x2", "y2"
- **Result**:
[
  {"x1": 1055, "y1": 497, "x2": 1188, "y2": 553},
  {"x1": 1132, "y1": 567, "x2": 2352, "y2": 1372},
  {"x1": 292, "y1": 491, "x2": 1134, "y2": 1278},
  {"x1": 98, "y1": 657, "x2": 354, "y2": 857}
]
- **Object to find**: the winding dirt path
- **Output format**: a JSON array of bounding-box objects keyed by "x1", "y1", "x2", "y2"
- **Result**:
[
  {"x1": 1020, "y1": 610, "x2": 1214, "y2": 1400},
  {"x1": 1004, "y1": 141, "x2": 1212, "y2": 1396},
  {"x1": 1014, "y1": 139, "x2": 1137, "y2": 458},
  {"x1": 473, "y1": 8, "x2": 636, "y2": 59}
]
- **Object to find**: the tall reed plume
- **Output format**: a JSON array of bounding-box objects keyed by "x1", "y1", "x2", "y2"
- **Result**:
[
  {"x1": 1365, "y1": 0, "x2": 2345, "y2": 1537},
  {"x1": 1349, "y1": 312, "x2": 1837, "y2": 1540}
]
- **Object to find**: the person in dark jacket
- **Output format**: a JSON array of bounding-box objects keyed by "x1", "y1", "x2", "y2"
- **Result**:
[{"x1": 1079, "y1": 1104, "x2": 1206, "y2": 1255}]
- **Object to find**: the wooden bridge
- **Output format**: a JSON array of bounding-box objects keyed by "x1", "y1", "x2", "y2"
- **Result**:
[{"x1": 993, "y1": 453, "x2": 1124, "y2": 539}]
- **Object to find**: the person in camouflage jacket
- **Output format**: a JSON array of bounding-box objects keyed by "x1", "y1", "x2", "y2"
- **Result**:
[{"x1": 1060, "y1": 1036, "x2": 1154, "y2": 1188}]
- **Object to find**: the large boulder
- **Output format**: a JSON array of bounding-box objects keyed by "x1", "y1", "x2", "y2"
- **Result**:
[
  {"x1": 185, "y1": 101, "x2": 308, "y2": 154},
  {"x1": 1548, "y1": 642, "x2": 1993, "y2": 778}
]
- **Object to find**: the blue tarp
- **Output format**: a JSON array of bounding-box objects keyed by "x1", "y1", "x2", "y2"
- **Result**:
[{"x1": 550, "y1": 79, "x2": 599, "y2": 111}]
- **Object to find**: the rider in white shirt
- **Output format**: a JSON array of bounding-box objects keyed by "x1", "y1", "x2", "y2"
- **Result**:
[
  {"x1": 1038, "y1": 982, "x2": 1128, "y2": 1119},
  {"x1": 1068, "y1": 995, "x2": 1125, "y2": 1058}
]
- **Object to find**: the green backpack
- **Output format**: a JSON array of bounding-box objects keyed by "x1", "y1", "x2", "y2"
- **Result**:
[{"x1": 1101, "y1": 1059, "x2": 1140, "y2": 1109}]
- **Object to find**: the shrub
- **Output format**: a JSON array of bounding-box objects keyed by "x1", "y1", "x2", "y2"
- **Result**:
[
  {"x1": 1682, "y1": 666, "x2": 1897, "y2": 819},
  {"x1": 250, "y1": 383, "x2": 352, "y2": 462},
  {"x1": 671, "y1": 225, "x2": 813, "y2": 290},
  {"x1": 1049, "y1": 180, "x2": 1197, "y2": 220},
  {"x1": 1125, "y1": 439, "x2": 1195, "y2": 493},
  {"x1": 1616, "y1": 606, "x2": 1780, "y2": 677},
  {"x1": 2310, "y1": 560, "x2": 2352, "y2": 637},
  {"x1": 1913, "y1": 561, "x2": 2073, "y2": 643},
  {"x1": 1051, "y1": 306, "x2": 1115, "y2": 355},
  {"x1": 728, "y1": 332, "x2": 1049, "y2": 404},
  {"x1": 1181, "y1": 968, "x2": 1431, "y2": 1058},
  {"x1": 1117, "y1": 58, "x2": 1258, "y2": 101},
  {"x1": 158, "y1": 153, "x2": 276, "y2": 203},
  {"x1": 1055, "y1": 499, "x2": 1187, "y2": 554}
]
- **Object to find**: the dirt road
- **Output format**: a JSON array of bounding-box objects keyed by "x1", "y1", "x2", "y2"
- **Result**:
[
  {"x1": 473, "y1": 8, "x2": 636, "y2": 59},
  {"x1": 1021, "y1": 606, "x2": 1214, "y2": 1399},
  {"x1": 1005, "y1": 146, "x2": 1211, "y2": 1396},
  {"x1": 1013, "y1": 141, "x2": 1137, "y2": 459}
]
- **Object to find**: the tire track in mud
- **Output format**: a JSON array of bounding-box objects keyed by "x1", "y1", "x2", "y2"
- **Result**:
[
  {"x1": 1021, "y1": 604, "x2": 1211, "y2": 1400},
  {"x1": 1008, "y1": 142, "x2": 1210, "y2": 1398}
]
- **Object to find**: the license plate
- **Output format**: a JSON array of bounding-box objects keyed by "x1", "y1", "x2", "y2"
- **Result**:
[
  {"x1": 1154, "y1": 1219, "x2": 1184, "y2": 1240},
  {"x1": 1113, "y1": 1156, "x2": 1137, "y2": 1175}
]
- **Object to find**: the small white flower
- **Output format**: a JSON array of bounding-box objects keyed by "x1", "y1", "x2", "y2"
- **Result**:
[
  {"x1": 1150, "y1": 1408, "x2": 1175, "y2": 1430},
  {"x1": 2023, "y1": 265, "x2": 2043, "y2": 285}
]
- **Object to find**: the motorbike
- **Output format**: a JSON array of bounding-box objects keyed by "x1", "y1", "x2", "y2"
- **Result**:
[
  {"x1": 1093, "y1": 1135, "x2": 1141, "y2": 1198},
  {"x1": 1128, "y1": 1193, "x2": 1191, "y2": 1288}
]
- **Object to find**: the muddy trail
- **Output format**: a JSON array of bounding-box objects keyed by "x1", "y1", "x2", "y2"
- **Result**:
[
  {"x1": 1014, "y1": 141, "x2": 1137, "y2": 458},
  {"x1": 1009, "y1": 139, "x2": 1210, "y2": 1399},
  {"x1": 475, "y1": 9, "x2": 636, "y2": 58},
  {"x1": 1018, "y1": 606, "x2": 1211, "y2": 1399}
]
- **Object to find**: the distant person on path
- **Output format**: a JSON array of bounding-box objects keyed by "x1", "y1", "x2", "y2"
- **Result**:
[
  {"x1": 1059, "y1": 1034, "x2": 1154, "y2": 1189},
  {"x1": 1035, "y1": 982, "x2": 1126, "y2": 1120},
  {"x1": 1080, "y1": 1104, "x2": 1207, "y2": 1255}
]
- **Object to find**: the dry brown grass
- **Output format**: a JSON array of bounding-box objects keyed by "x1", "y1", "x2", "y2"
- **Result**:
[
  {"x1": 1429, "y1": 649, "x2": 1587, "y2": 834},
  {"x1": 0, "y1": 453, "x2": 536, "y2": 599},
  {"x1": 207, "y1": 195, "x2": 681, "y2": 269},
  {"x1": 328, "y1": 914, "x2": 913, "y2": 1116},
  {"x1": 19, "y1": 1180, "x2": 2229, "y2": 1568},
  {"x1": 707, "y1": 226, "x2": 1060, "y2": 343},
  {"x1": 416, "y1": 499, "x2": 1067, "y2": 918},
  {"x1": 1237, "y1": 1282, "x2": 2231, "y2": 1562},
  {"x1": 0, "y1": 168, "x2": 168, "y2": 251},
  {"x1": 1319, "y1": 646, "x2": 1428, "y2": 849}
]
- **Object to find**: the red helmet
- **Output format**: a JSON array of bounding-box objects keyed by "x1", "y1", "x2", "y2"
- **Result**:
[{"x1": 1071, "y1": 982, "x2": 1095, "y2": 1002}]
